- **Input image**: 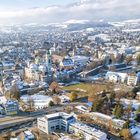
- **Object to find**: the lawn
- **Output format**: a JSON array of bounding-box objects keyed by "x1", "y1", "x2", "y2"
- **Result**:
[{"x1": 62, "y1": 83, "x2": 108, "y2": 97}]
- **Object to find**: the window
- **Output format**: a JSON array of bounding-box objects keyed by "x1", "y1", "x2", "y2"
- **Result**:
[
  {"x1": 56, "y1": 125, "x2": 59, "y2": 129},
  {"x1": 61, "y1": 126, "x2": 66, "y2": 130},
  {"x1": 51, "y1": 126, "x2": 55, "y2": 130}
]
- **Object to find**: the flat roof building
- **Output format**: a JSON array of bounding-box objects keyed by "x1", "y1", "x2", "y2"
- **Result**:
[
  {"x1": 37, "y1": 112, "x2": 75, "y2": 134},
  {"x1": 69, "y1": 121, "x2": 107, "y2": 140},
  {"x1": 89, "y1": 112, "x2": 125, "y2": 130},
  {"x1": 37, "y1": 112, "x2": 107, "y2": 140}
]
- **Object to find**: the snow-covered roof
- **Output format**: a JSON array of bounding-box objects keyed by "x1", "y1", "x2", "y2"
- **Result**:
[
  {"x1": 106, "y1": 71, "x2": 128, "y2": 78},
  {"x1": 45, "y1": 112, "x2": 73, "y2": 120},
  {"x1": 75, "y1": 105, "x2": 88, "y2": 112},
  {"x1": 121, "y1": 98, "x2": 140, "y2": 109},
  {"x1": 70, "y1": 121, "x2": 107, "y2": 139}
]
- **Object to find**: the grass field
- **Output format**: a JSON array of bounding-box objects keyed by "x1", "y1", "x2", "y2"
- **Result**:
[{"x1": 62, "y1": 83, "x2": 108, "y2": 97}]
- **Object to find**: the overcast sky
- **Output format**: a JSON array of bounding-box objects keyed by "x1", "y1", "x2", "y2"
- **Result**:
[{"x1": 0, "y1": 0, "x2": 139, "y2": 25}]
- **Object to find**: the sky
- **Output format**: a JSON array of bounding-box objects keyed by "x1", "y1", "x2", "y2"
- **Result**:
[
  {"x1": 0, "y1": 0, "x2": 139, "y2": 25},
  {"x1": 0, "y1": 0, "x2": 77, "y2": 10}
]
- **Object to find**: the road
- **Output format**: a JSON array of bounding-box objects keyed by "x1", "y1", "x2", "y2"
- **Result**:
[
  {"x1": 0, "y1": 102, "x2": 122, "y2": 140},
  {"x1": 0, "y1": 102, "x2": 84, "y2": 134}
]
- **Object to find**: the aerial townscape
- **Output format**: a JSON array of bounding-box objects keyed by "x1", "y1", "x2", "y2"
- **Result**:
[{"x1": 0, "y1": 0, "x2": 140, "y2": 140}]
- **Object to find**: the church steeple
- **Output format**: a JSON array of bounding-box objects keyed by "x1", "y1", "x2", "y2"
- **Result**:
[{"x1": 46, "y1": 49, "x2": 52, "y2": 75}]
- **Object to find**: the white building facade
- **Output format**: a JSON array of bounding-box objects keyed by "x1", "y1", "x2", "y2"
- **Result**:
[{"x1": 37, "y1": 112, "x2": 107, "y2": 140}]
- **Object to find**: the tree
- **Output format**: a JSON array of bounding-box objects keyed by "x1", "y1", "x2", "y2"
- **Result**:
[
  {"x1": 125, "y1": 104, "x2": 132, "y2": 120},
  {"x1": 113, "y1": 104, "x2": 124, "y2": 118},
  {"x1": 125, "y1": 55, "x2": 133, "y2": 65},
  {"x1": 132, "y1": 87, "x2": 139, "y2": 95},
  {"x1": 106, "y1": 82, "x2": 114, "y2": 92},
  {"x1": 49, "y1": 81, "x2": 59, "y2": 94},
  {"x1": 123, "y1": 120, "x2": 130, "y2": 129},
  {"x1": 116, "y1": 90, "x2": 126, "y2": 101},
  {"x1": 120, "y1": 129, "x2": 132, "y2": 140},
  {"x1": 52, "y1": 96, "x2": 61, "y2": 105},
  {"x1": 9, "y1": 84, "x2": 20, "y2": 100},
  {"x1": 48, "y1": 101, "x2": 54, "y2": 107},
  {"x1": 128, "y1": 91, "x2": 136, "y2": 99},
  {"x1": 136, "y1": 105, "x2": 140, "y2": 114},
  {"x1": 137, "y1": 53, "x2": 140, "y2": 65},
  {"x1": 3, "y1": 132, "x2": 11, "y2": 140},
  {"x1": 135, "y1": 114, "x2": 140, "y2": 122},
  {"x1": 91, "y1": 97, "x2": 103, "y2": 112},
  {"x1": 120, "y1": 53, "x2": 125, "y2": 62},
  {"x1": 32, "y1": 128, "x2": 41, "y2": 140},
  {"x1": 109, "y1": 91, "x2": 115, "y2": 104},
  {"x1": 69, "y1": 92, "x2": 78, "y2": 102},
  {"x1": 27, "y1": 97, "x2": 35, "y2": 112}
]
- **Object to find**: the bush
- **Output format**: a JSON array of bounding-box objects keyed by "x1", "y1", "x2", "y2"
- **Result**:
[{"x1": 48, "y1": 101, "x2": 54, "y2": 107}]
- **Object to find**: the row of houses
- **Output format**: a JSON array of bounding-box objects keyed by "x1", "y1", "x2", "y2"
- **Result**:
[{"x1": 89, "y1": 112, "x2": 126, "y2": 131}]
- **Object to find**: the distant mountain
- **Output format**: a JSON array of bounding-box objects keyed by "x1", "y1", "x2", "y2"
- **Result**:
[
  {"x1": 0, "y1": 20, "x2": 115, "y2": 32},
  {"x1": 109, "y1": 18, "x2": 140, "y2": 27},
  {"x1": 65, "y1": 21, "x2": 112, "y2": 31},
  {"x1": 45, "y1": 20, "x2": 113, "y2": 31}
]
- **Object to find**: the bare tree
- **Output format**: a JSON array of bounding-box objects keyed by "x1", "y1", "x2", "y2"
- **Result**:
[
  {"x1": 120, "y1": 129, "x2": 132, "y2": 140},
  {"x1": 52, "y1": 96, "x2": 61, "y2": 105},
  {"x1": 49, "y1": 81, "x2": 59, "y2": 94},
  {"x1": 9, "y1": 84, "x2": 20, "y2": 100},
  {"x1": 27, "y1": 97, "x2": 35, "y2": 112}
]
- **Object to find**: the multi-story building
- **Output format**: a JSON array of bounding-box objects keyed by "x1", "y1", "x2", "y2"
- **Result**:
[
  {"x1": 127, "y1": 75, "x2": 138, "y2": 86},
  {"x1": 37, "y1": 112, "x2": 107, "y2": 140},
  {"x1": 37, "y1": 112, "x2": 75, "y2": 134},
  {"x1": 4, "y1": 100, "x2": 19, "y2": 115}
]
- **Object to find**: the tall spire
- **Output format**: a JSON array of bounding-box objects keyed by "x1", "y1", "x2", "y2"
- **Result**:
[{"x1": 46, "y1": 49, "x2": 52, "y2": 75}]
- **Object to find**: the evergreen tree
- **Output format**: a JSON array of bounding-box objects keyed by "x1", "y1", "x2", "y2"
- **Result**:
[
  {"x1": 113, "y1": 104, "x2": 124, "y2": 118},
  {"x1": 92, "y1": 98, "x2": 103, "y2": 112},
  {"x1": 109, "y1": 91, "x2": 115, "y2": 104},
  {"x1": 136, "y1": 105, "x2": 140, "y2": 114},
  {"x1": 123, "y1": 120, "x2": 130, "y2": 129},
  {"x1": 48, "y1": 101, "x2": 54, "y2": 107},
  {"x1": 137, "y1": 53, "x2": 140, "y2": 65}
]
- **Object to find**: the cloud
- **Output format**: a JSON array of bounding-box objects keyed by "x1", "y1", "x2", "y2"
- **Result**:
[{"x1": 0, "y1": 0, "x2": 139, "y2": 25}]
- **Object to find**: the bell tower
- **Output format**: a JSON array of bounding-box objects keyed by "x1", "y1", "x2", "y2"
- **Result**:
[{"x1": 46, "y1": 49, "x2": 52, "y2": 75}]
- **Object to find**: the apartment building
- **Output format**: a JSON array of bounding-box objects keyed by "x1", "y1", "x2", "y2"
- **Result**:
[{"x1": 4, "y1": 100, "x2": 19, "y2": 115}]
